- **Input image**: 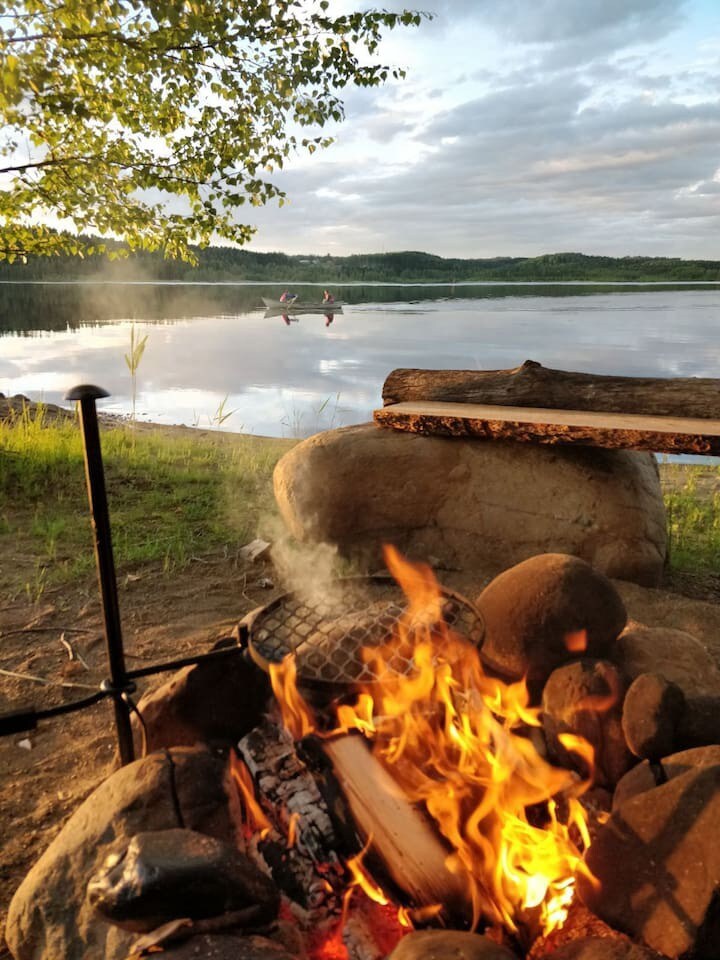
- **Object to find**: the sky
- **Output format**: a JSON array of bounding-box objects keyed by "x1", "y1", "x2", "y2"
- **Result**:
[{"x1": 245, "y1": 0, "x2": 720, "y2": 259}]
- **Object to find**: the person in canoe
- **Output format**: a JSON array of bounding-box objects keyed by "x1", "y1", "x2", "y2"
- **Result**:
[
  {"x1": 279, "y1": 290, "x2": 298, "y2": 304},
  {"x1": 322, "y1": 289, "x2": 334, "y2": 303}
]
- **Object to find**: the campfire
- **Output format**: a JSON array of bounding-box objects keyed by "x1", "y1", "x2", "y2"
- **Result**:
[
  {"x1": 7, "y1": 371, "x2": 720, "y2": 960},
  {"x1": 235, "y1": 544, "x2": 597, "y2": 958},
  {"x1": 7, "y1": 544, "x2": 719, "y2": 960}
]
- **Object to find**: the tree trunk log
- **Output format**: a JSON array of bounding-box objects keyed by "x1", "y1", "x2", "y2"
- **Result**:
[
  {"x1": 374, "y1": 401, "x2": 720, "y2": 455},
  {"x1": 382, "y1": 361, "x2": 720, "y2": 419}
]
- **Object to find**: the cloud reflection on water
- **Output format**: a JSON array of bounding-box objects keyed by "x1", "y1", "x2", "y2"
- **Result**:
[{"x1": 2, "y1": 284, "x2": 720, "y2": 438}]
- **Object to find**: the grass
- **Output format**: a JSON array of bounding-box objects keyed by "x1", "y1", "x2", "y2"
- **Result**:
[
  {"x1": 2, "y1": 402, "x2": 720, "y2": 595},
  {"x1": 662, "y1": 463, "x2": 720, "y2": 572},
  {"x1": 0, "y1": 402, "x2": 294, "y2": 596}
]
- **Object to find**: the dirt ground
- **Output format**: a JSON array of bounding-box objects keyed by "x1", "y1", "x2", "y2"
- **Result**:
[
  {"x1": 0, "y1": 547, "x2": 287, "y2": 951},
  {"x1": 3, "y1": 413, "x2": 720, "y2": 955}
]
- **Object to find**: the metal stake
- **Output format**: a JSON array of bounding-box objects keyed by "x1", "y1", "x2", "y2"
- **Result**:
[{"x1": 66, "y1": 385, "x2": 135, "y2": 765}]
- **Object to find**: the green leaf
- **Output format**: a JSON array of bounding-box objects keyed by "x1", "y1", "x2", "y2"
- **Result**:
[{"x1": 0, "y1": 0, "x2": 426, "y2": 260}]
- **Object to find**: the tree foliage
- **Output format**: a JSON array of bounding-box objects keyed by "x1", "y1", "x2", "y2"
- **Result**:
[
  {"x1": 3, "y1": 243, "x2": 719, "y2": 285},
  {"x1": 0, "y1": 0, "x2": 423, "y2": 261}
]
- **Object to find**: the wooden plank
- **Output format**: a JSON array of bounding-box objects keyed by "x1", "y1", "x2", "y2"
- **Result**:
[
  {"x1": 382, "y1": 362, "x2": 720, "y2": 420},
  {"x1": 374, "y1": 401, "x2": 720, "y2": 455}
]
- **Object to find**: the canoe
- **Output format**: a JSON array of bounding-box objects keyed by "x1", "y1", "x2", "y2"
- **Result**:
[{"x1": 262, "y1": 297, "x2": 344, "y2": 311}]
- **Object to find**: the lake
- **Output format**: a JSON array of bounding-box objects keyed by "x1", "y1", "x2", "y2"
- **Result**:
[{"x1": 1, "y1": 281, "x2": 719, "y2": 438}]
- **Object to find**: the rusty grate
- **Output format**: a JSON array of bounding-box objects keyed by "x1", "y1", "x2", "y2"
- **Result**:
[{"x1": 246, "y1": 577, "x2": 485, "y2": 685}]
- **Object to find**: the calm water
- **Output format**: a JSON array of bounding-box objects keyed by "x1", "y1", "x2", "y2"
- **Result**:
[{"x1": 1, "y1": 281, "x2": 719, "y2": 438}]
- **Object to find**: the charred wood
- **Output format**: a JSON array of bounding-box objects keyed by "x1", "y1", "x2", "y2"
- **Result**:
[{"x1": 237, "y1": 718, "x2": 344, "y2": 916}]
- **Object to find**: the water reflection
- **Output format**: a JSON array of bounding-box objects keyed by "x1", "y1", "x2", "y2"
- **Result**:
[{"x1": 1, "y1": 282, "x2": 719, "y2": 437}]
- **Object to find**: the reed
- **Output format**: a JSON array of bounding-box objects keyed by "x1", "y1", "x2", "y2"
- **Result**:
[{"x1": 124, "y1": 324, "x2": 148, "y2": 422}]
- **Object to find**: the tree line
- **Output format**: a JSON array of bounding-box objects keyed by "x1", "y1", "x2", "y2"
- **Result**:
[{"x1": 1, "y1": 244, "x2": 719, "y2": 283}]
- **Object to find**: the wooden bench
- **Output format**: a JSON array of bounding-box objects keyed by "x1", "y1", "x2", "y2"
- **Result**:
[{"x1": 374, "y1": 361, "x2": 720, "y2": 456}]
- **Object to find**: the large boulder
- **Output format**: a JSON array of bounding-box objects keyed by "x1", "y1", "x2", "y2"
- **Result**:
[{"x1": 273, "y1": 424, "x2": 666, "y2": 586}]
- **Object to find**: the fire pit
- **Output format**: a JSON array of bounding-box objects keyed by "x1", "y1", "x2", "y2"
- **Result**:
[{"x1": 5, "y1": 384, "x2": 720, "y2": 960}]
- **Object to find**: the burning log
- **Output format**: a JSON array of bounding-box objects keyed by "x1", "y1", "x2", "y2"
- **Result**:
[
  {"x1": 382, "y1": 362, "x2": 720, "y2": 419},
  {"x1": 322, "y1": 733, "x2": 470, "y2": 921},
  {"x1": 237, "y1": 717, "x2": 345, "y2": 915}
]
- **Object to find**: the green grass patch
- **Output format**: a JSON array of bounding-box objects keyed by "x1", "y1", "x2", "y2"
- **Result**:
[
  {"x1": 662, "y1": 464, "x2": 720, "y2": 572},
  {"x1": 4, "y1": 404, "x2": 720, "y2": 592},
  {"x1": 0, "y1": 402, "x2": 294, "y2": 593}
]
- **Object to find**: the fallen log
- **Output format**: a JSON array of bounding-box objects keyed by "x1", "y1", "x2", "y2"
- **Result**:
[
  {"x1": 373, "y1": 401, "x2": 720, "y2": 455},
  {"x1": 382, "y1": 361, "x2": 720, "y2": 419}
]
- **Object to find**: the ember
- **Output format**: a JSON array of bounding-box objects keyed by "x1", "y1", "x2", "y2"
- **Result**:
[{"x1": 268, "y1": 545, "x2": 598, "y2": 945}]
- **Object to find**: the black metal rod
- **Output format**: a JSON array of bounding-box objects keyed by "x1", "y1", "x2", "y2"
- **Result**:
[
  {"x1": 126, "y1": 643, "x2": 244, "y2": 680},
  {"x1": 66, "y1": 385, "x2": 135, "y2": 765},
  {"x1": 0, "y1": 647, "x2": 248, "y2": 737}
]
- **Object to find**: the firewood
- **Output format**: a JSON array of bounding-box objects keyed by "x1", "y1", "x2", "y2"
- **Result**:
[
  {"x1": 237, "y1": 718, "x2": 344, "y2": 914},
  {"x1": 322, "y1": 734, "x2": 471, "y2": 920},
  {"x1": 374, "y1": 401, "x2": 720, "y2": 455},
  {"x1": 382, "y1": 361, "x2": 720, "y2": 419}
]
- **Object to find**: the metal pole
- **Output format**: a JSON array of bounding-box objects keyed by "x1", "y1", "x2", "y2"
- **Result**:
[{"x1": 65, "y1": 385, "x2": 135, "y2": 765}]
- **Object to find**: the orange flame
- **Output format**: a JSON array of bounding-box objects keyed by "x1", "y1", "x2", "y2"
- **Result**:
[
  {"x1": 345, "y1": 838, "x2": 390, "y2": 909},
  {"x1": 229, "y1": 753, "x2": 272, "y2": 840},
  {"x1": 271, "y1": 545, "x2": 597, "y2": 940},
  {"x1": 287, "y1": 811, "x2": 301, "y2": 849},
  {"x1": 269, "y1": 655, "x2": 316, "y2": 739}
]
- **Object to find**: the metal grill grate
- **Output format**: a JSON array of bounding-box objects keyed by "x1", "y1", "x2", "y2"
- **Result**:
[{"x1": 247, "y1": 577, "x2": 484, "y2": 685}]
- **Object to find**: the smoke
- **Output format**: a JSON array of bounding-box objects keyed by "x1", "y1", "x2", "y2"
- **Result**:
[{"x1": 263, "y1": 513, "x2": 351, "y2": 610}]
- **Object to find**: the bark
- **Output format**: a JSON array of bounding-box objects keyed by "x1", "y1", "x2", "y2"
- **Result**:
[
  {"x1": 374, "y1": 401, "x2": 720, "y2": 455},
  {"x1": 382, "y1": 361, "x2": 720, "y2": 419}
]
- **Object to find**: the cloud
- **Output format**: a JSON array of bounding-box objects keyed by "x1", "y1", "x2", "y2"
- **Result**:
[
  {"x1": 242, "y1": 0, "x2": 719, "y2": 259},
  {"x1": 425, "y1": 0, "x2": 688, "y2": 46}
]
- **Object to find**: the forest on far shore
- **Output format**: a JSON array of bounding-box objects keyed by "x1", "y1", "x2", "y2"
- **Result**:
[{"x1": 2, "y1": 244, "x2": 720, "y2": 283}]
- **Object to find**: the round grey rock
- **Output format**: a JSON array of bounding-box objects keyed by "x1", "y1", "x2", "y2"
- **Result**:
[
  {"x1": 544, "y1": 936, "x2": 662, "y2": 959},
  {"x1": 87, "y1": 828, "x2": 279, "y2": 932},
  {"x1": 152, "y1": 934, "x2": 297, "y2": 960},
  {"x1": 612, "y1": 625, "x2": 720, "y2": 698},
  {"x1": 613, "y1": 744, "x2": 720, "y2": 808},
  {"x1": 542, "y1": 659, "x2": 633, "y2": 787}
]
